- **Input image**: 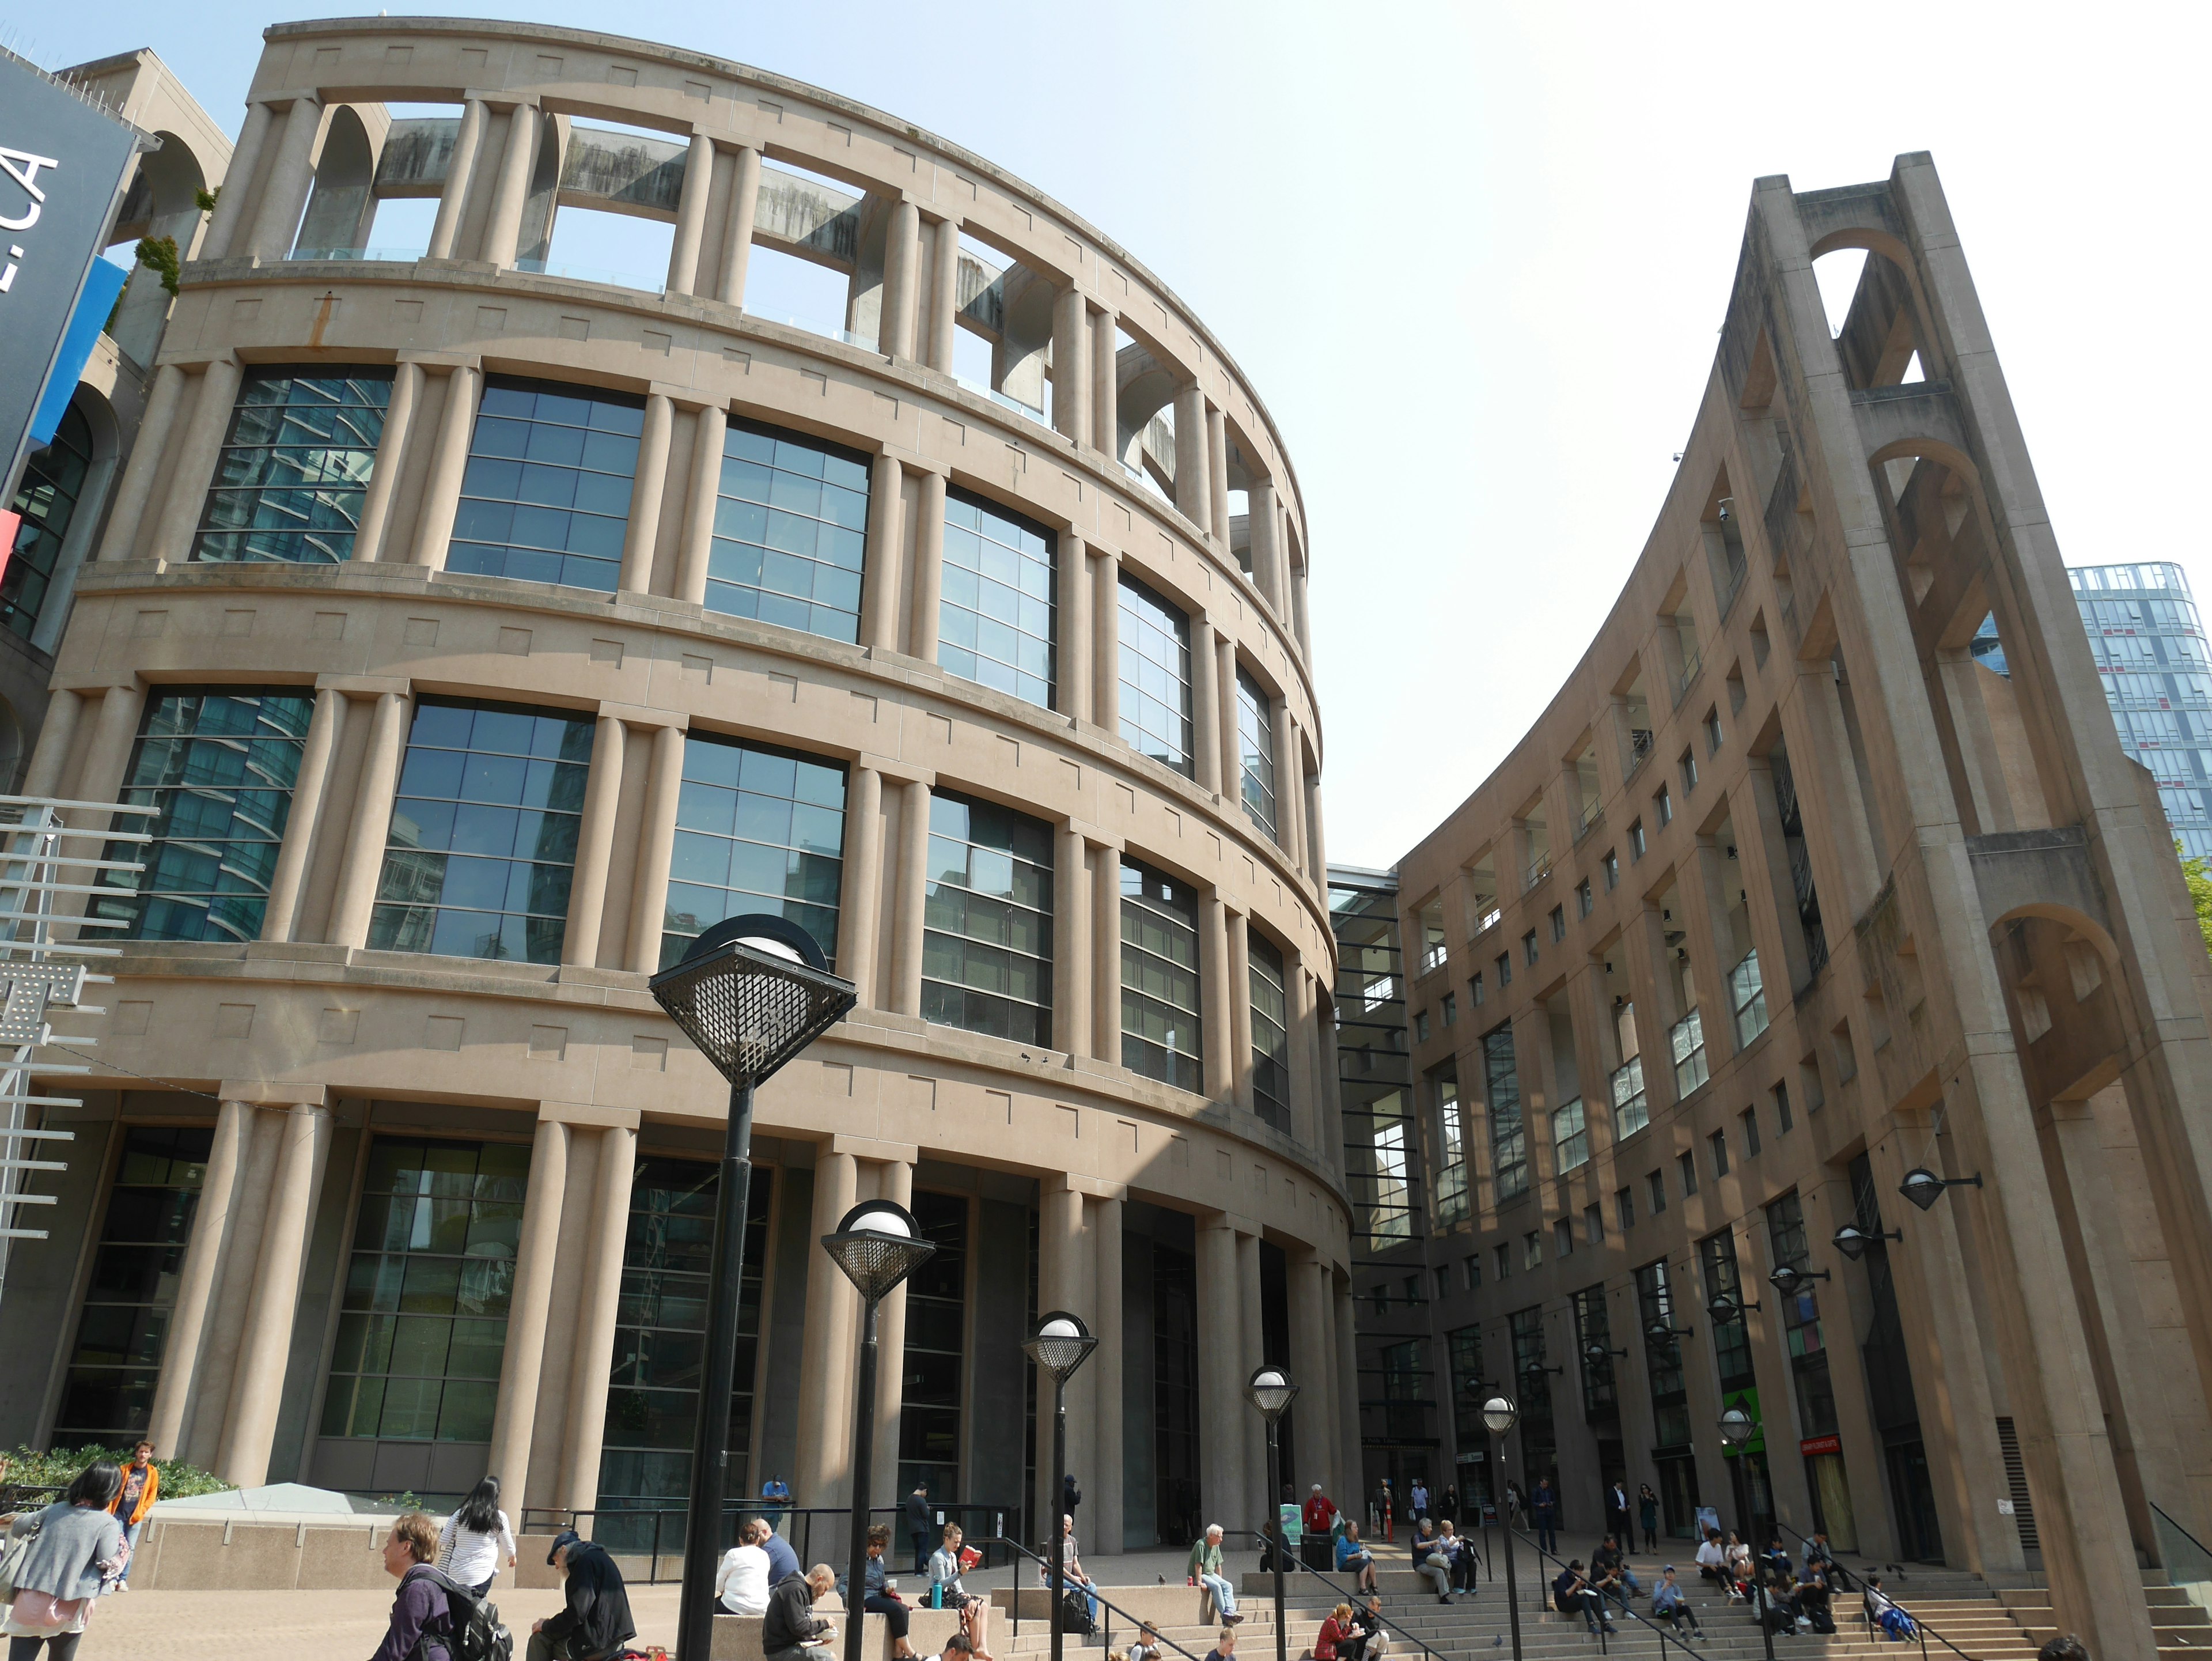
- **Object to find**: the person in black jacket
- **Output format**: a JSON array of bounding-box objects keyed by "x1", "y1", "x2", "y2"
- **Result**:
[
  {"x1": 905, "y1": 1484, "x2": 934, "y2": 1575},
  {"x1": 528, "y1": 1530, "x2": 637, "y2": 1661},
  {"x1": 763, "y1": 1564, "x2": 839, "y2": 1661}
]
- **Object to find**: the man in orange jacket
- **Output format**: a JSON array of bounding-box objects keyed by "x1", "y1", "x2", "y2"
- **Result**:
[{"x1": 109, "y1": 1439, "x2": 161, "y2": 1585}]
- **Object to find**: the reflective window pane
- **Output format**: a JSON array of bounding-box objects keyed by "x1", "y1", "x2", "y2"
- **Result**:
[
  {"x1": 194, "y1": 368, "x2": 392, "y2": 565},
  {"x1": 448, "y1": 376, "x2": 641, "y2": 593},
  {"x1": 662, "y1": 732, "x2": 844, "y2": 970},
  {"x1": 3, "y1": 401, "x2": 94, "y2": 637},
  {"x1": 938, "y1": 490, "x2": 1055, "y2": 711},
  {"x1": 703, "y1": 418, "x2": 871, "y2": 645},
  {"x1": 1236, "y1": 668, "x2": 1278, "y2": 841},
  {"x1": 1121, "y1": 858, "x2": 1202, "y2": 1092},
  {"x1": 1249, "y1": 929, "x2": 1290, "y2": 1132},
  {"x1": 1118, "y1": 575, "x2": 1193, "y2": 777},
  {"x1": 922, "y1": 789, "x2": 1053, "y2": 1045}
]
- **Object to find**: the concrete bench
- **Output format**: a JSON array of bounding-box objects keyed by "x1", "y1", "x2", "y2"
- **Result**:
[
  {"x1": 993, "y1": 1586, "x2": 1224, "y2": 1628},
  {"x1": 712, "y1": 1607, "x2": 963, "y2": 1661}
]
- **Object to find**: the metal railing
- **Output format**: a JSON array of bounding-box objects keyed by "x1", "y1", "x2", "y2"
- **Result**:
[
  {"x1": 979, "y1": 1535, "x2": 1205, "y2": 1661},
  {"x1": 1763, "y1": 1518, "x2": 1972, "y2": 1661},
  {"x1": 1218, "y1": 1528, "x2": 1459, "y2": 1661},
  {"x1": 517, "y1": 1501, "x2": 1021, "y2": 1585},
  {"x1": 1503, "y1": 1524, "x2": 1717, "y2": 1660}
]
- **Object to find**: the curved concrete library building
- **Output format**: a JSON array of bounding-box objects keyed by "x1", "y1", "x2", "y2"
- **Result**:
[
  {"x1": 0, "y1": 17, "x2": 1356, "y2": 1556},
  {"x1": 1357, "y1": 156, "x2": 2212, "y2": 1656}
]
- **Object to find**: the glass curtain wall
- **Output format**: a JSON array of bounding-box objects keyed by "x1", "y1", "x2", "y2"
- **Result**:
[
  {"x1": 664, "y1": 735, "x2": 846, "y2": 970},
  {"x1": 1330, "y1": 873, "x2": 1414, "y2": 1251},
  {"x1": 449, "y1": 377, "x2": 641, "y2": 591},
  {"x1": 922, "y1": 791, "x2": 1053, "y2": 1043},
  {"x1": 940, "y1": 489, "x2": 1055, "y2": 709},
  {"x1": 93, "y1": 688, "x2": 315, "y2": 943},
  {"x1": 1508, "y1": 1307, "x2": 1556, "y2": 1499},
  {"x1": 3, "y1": 400, "x2": 92, "y2": 637},
  {"x1": 194, "y1": 367, "x2": 391, "y2": 564},
  {"x1": 1445, "y1": 1323, "x2": 1488, "y2": 1504},
  {"x1": 1248, "y1": 930, "x2": 1290, "y2": 1133},
  {"x1": 1636, "y1": 1258, "x2": 1698, "y2": 1535},
  {"x1": 1431, "y1": 1069, "x2": 1468, "y2": 1227},
  {"x1": 1118, "y1": 576, "x2": 1194, "y2": 776},
  {"x1": 1234, "y1": 669, "x2": 1277, "y2": 840},
  {"x1": 1482, "y1": 1026, "x2": 1527, "y2": 1200},
  {"x1": 322, "y1": 1138, "x2": 529, "y2": 1450},
  {"x1": 50, "y1": 1126, "x2": 212, "y2": 1444},
  {"x1": 896, "y1": 1190, "x2": 969, "y2": 1501},
  {"x1": 1572, "y1": 1284, "x2": 1619, "y2": 1421},
  {"x1": 1120, "y1": 859, "x2": 1202, "y2": 1092},
  {"x1": 370, "y1": 701, "x2": 594, "y2": 964},
  {"x1": 598, "y1": 1161, "x2": 770, "y2": 1552},
  {"x1": 704, "y1": 418, "x2": 871, "y2": 642}
]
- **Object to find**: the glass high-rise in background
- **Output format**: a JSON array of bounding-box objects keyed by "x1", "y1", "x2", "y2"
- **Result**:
[{"x1": 2069, "y1": 563, "x2": 2212, "y2": 860}]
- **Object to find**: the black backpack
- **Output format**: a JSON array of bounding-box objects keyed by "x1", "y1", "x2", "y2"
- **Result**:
[
  {"x1": 1057, "y1": 1588, "x2": 1095, "y2": 1636},
  {"x1": 419, "y1": 1567, "x2": 516, "y2": 1661}
]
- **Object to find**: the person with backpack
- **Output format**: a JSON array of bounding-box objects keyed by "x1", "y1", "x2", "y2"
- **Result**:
[
  {"x1": 1039, "y1": 1515, "x2": 1097, "y2": 1633},
  {"x1": 372, "y1": 1512, "x2": 456, "y2": 1661},
  {"x1": 436, "y1": 1475, "x2": 518, "y2": 1597},
  {"x1": 529, "y1": 1529, "x2": 636, "y2": 1661},
  {"x1": 1, "y1": 1461, "x2": 129, "y2": 1659}
]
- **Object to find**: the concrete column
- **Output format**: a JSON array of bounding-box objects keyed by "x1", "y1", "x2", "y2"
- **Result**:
[
  {"x1": 560, "y1": 1123, "x2": 637, "y2": 1508},
  {"x1": 1289, "y1": 1253, "x2": 1329, "y2": 1492},
  {"x1": 1202, "y1": 892, "x2": 1233, "y2": 1102},
  {"x1": 94, "y1": 362, "x2": 183, "y2": 561},
  {"x1": 480, "y1": 104, "x2": 540, "y2": 268},
  {"x1": 1191, "y1": 615, "x2": 1222, "y2": 796},
  {"x1": 245, "y1": 95, "x2": 323, "y2": 260},
  {"x1": 624, "y1": 722, "x2": 685, "y2": 972},
  {"x1": 488, "y1": 1115, "x2": 569, "y2": 1508},
  {"x1": 77, "y1": 680, "x2": 147, "y2": 807},
  {"x1": 1249, "y1": 479, "x2": 1282, "y2": 608},
  {"x1": 1037, "y1": 1180, "x2": 1086, "y2": 1539},
  {"x1": 1286, "y1": 958, "x2": 1317, "y2": 1145},
  {"x1": 1053, "y1": 286, "x2": 1090, "y2": 448},
  {"x1": 1206, "y1": 404, "x2": 1231, "y2": 551},
  {"x1": 181, "y1": 1108, "x2": 279, "y2": 1467},
  {"x1": 1316, "y1": 1269, "x2": 1340, "y2": 1497},
  {"x1": 618, "y1": 393, "x2": 674, "y2": 595},
  {"x1": 1054, "y1": 823, "x2": 1090, "y2": 1057},
  {"x1": 411, "y1": 365, "x2": 479, "y2": 567},
  {"x1": 872, "y1": 1156, "x2": 915, "y2": 1509},
  {"x1": 835, "y1": 766, "x2": 885, "y2": 1004},
  {"x1": 909, "y1": 471, "x2": 946, "y2": 660},
  {"x1": 1291, "y1": 559, "x2": 1312, "y2": 659},
  {"x1": 1092, "y1": 845, "x2": 1121, "y2": 1065},
  {"x1": 1238, "y1": 1230, "x2": 1267, "y2": 1526},
  {"x1": 352, "y1": 360, "x2": 421, "y2": 562},
  {"x1": 860, "y1": 452, "x2": 907, "y2": 652},
  {"x1": 561, "y1": 715, "x2": 626, "y2": 967},
  {"x1": 425, "y1": 97, "x2": 488, "y2": 259},
  {"x1": 1216, "y1": 635, "x2": 1241, "y2": 809},
  {"x1": 1228, "y1": 911, "x2": 1255, "y2": 1116},
  {"x1": 1173, "y1": 383, "x2": 1209, "y2": 534},
  {"x1": 20, "y1": 690, "x2": 82, "y2": 799},
  {"x1": 889, "y1": 779, "x2": 931, "y2": 1014},
  {"x1": 880, "y1": 199, "x2": 922, "y2": 359},
  {"x1": 1090, "y1": 309, "x2": 1118, "y2": 460},
  {"x1": 1304, "y1": 769, "x2": 1328, "y2": 888},
  {"x1": 327, "y1": 691, "x2": 410, "y2": 948},
  {"x1": 797, "y1": 1149, "x2": 861, "y2": 1505},
  {"x1": 217, "y1": 1100, "x2": 328, "y2": 1484},
  {"x1": 1334, "y1": 1280, "x2": 1363, "y2": 1515},
  {"x1": 1093, "y1": 548, "x2": 1120, "y2": 734},
  {"x1": 1195, "y1": 1216, "x2": 1248, "y2": 1533},
  {"x1": 1271, "y1": 703, "x2": 1303, "y2": 864},
  {"x1": 147, "y1": 357, "x2": 243, "y2": 564},
  {"x1": 1093, "y1": 1192, "x2": 1124, "y2": 1554},
  {"x1": 146, "y1": 1097, "x2": 249, "y2": 1458},
  {"x1": 1059, "y1": 532, "x2": 1091, "y2": 724},
  {"x1": 676, "y1": 402, "x2": 728, "y2": 606},
  {"x1": 925, "y1": 215, "x2": 960, "y2": 371},
  {"x1": 260, "y1": 687, "x2": 344, "y2": 943},
  {"x1": 666, "y1": 133, "x2": 716, "y2": 294},
  {"x1": 716, "y1": 145, "x2": 762, "y2": 307},
  {"x1": 198, "y1": 103, "x2": 272, "y2": 260}
]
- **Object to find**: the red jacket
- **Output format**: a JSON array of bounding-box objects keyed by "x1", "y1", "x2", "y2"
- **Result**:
[{"x1": 1304, "y1": 1494, "x2": 1338, "y2": 1534}]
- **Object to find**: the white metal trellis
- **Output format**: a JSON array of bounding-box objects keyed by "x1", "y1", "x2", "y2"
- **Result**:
[{"x1": 0, "y1": 793, "x2": 160, "y2": 1308}]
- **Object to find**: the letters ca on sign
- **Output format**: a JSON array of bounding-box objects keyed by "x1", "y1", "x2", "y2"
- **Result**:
[{"x1": 0, "y1": 147, "x2": 63, "y2": 293}]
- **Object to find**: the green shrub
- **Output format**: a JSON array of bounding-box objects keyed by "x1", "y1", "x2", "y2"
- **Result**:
[{"x1": 5, "y1": 1444, "x2": 234, "y2": 1500}]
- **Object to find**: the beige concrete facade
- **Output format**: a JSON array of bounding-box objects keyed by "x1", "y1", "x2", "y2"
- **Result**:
[
  {"x1": 1369, "y1": 156, "x2": 2212, "y2": 1658},
  {"x1": 0, "y1": 17, "x2": 1353, "y2": 1557}
]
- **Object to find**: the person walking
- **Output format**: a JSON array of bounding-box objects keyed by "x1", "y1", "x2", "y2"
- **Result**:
[
  {"x1": 1529, "y1": 1478, "x2": 1559, "y2": 1556},
  {"x1": 104, "y1": 1442, "x2": 159, "y2": 1589},
  {"x1": 905, "y1": 1483, "x2": 934, "y2": 1576},
  {"x1": 1637, "y1": 1485, "x2": 1660, "y2": 1554},
  {"x1": 763, "y1": 1563, "x2": 839, "y2": 1661},
  {"x1": 373, "y1": 1512, "x2": 456, "y2": 1661},
  {"x1": 2, "y1": 1461, "x2": 128, "y2": 1660},
  {"x1": 717, "y1": 1519, "x2": 774, "y2": 1616},
  {"x1": 852, "y1": 1524, "x2": 919, "y2": 1660},
  {"x1": 1407, "y1": 1478, "x2": 1429, "y2": 1523},
  {"x1": 1187, "y1": 1524, "x2": 1242, "y2": 1624},
  {"x1": 1062, "y1": 1473, "x2": 1082, "y2": 1524},
  {"x1": 1604, "y1": 1480, "x2": 1630, "y2": 1549},
  {"x1": 1650, "y1": 1567, "x2": 1705, "y2": 1639},
  {"x1": 435, "y1": 1474, "x2": 518, "y2": 1596},
  {"x1": 528, "y1": 1529, "x2": 637, "y2": 1661}
]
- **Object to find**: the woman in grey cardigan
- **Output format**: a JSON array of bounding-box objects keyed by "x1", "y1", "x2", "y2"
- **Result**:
[{"x1": 3, "y1": 1462, "x2": 126, "y2": 1660}]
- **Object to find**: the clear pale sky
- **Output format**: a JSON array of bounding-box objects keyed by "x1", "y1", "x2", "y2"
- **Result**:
[{"x1": 22, "y1": 2, "x2": 2210, "y2": 871}]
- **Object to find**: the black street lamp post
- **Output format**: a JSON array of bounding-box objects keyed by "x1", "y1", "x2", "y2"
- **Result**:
[
  {"x1": 1719, "y1": 1409, "x2": 1775, "y2": 1661},
  {"x1": 1024, "y1": 1312, "x2": 1099, "y2": 1661},
  {"x1": 1245, "y1": 1365, "x2": 1300, "y2": 1661},
  {"x1": 1477, "y1": 1387, "x2": 1524, "y2": 1661},
  {"x1": 650, "y1": 914, "x2": 857, "y2": 1661},
  {"x1": 823, "y1": 1200, "x2": 938, "y2": 1661}
]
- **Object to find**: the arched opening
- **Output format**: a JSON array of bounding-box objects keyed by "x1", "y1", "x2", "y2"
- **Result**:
[
  {"x1": 1809, "y1": 234, "x2": 1933, "y2": 393},
  {"x1": 108, "y1": 130, "x2": 211, "y2": 368},
  {"x1": 294, "y1": 105, "x2": 378, "y2": 259}
]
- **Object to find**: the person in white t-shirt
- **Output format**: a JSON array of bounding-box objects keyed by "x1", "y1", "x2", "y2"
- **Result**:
[
  {"x1": 1694, "y1": 1530, "x2": 1727, "y2": 1592},
  {"x1": 435, "y1": 1474, "x2": 518, "y2": 1596},
  {"x1": 719, "y1": 1517, "x2": 776, "y2": 1615}
]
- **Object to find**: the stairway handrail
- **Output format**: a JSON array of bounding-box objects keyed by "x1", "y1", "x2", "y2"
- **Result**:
[
  {"x1": 1502, "y1": 1522, "x2": 1726, "y2": 1661},
  {"x1": 1218, "y1": 1528, "x2": 1458, "y2": 1661},
  {"x1": 977, "y1": 1535, "x2": 1206, "y2": 1661}
]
